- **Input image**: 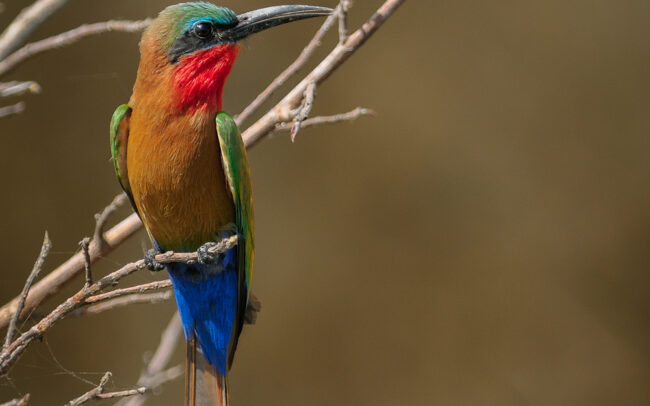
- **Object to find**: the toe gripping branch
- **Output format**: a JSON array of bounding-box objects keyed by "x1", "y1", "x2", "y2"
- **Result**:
[
  {"x1": 197, "y1": 242, "x2": 219, "y2": 265},
  {"x1": 144, "y1": 248, "x2": 165, "y2": 271}
]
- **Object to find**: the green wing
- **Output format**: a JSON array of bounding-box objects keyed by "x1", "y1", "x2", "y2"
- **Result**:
[
  {"x1": 109, "y1": 104, "x2": 138, "y2": 215},
  {"x1": 216, "y1": 112, "x2": 254, "y2": 367}
]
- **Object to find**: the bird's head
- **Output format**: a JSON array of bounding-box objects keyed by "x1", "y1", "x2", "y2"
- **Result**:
[{"x1": 137, "y1": 2, "x2": 331, "y2": 113}]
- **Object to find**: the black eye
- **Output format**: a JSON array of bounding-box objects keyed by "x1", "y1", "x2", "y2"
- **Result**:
[{"x1": 193, "y1": 22, "x2": 213, "y2": 39}]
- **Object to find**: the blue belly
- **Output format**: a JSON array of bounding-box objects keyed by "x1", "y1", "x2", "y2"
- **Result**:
[{"x1": 165, "y1": 246, "x2": 237, "y2": 375}]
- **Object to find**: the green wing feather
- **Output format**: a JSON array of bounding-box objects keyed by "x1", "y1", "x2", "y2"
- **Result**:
[
  {"x1": 215, "y1": 112, "x2": 254, "y2": 368},
  {"x1": 109, "y1": 104, "x2": 138, "y2": 215}
]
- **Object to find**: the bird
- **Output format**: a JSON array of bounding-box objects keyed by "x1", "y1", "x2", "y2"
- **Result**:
[{"x1": 109, "y1": 3, "x2": 331, "y2": 405}]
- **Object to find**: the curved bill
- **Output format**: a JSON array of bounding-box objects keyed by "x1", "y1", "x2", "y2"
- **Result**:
[{"x1": 220, "y1": 5, "x2": 333, "y2": 42}]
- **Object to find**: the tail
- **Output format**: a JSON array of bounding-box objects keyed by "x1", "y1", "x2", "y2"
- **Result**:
[{"x1": 186, "y1": 333, "x2": 229, "y2": 406}]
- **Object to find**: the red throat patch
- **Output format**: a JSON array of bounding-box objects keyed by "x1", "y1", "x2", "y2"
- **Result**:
[{"x1": 172, "y1": 44, "x2": 240, "y2": 113}]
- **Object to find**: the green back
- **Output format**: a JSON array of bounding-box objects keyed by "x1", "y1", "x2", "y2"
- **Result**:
[
  {"x1": 216, "y1": 112, "x2": 254, "y2": 368},
  {"x1": 109, "y1": 104, "x2": 138, "y2": 214}
]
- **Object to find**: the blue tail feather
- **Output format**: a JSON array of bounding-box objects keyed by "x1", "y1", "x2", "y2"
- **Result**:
[{"x1": 166, "y1": 247, "x2": 238, "y2": 375}]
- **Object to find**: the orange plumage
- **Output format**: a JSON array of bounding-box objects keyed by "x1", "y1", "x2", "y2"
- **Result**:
[{"x1": 126, "y1": 24, "x2": 236, "y2": 251}]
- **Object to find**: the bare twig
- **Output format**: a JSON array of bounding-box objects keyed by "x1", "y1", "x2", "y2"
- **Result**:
[
  {"x1": 117, "y1": 313, "x2": 184, "y2": 406},
  {"x1": 290, "y1": 81, "x2": 317, "y2": 141},
  {"x1": 93, "y1": 193, "x2": 129, "y2": 247},
  {"x1": 235, "y1": 2, "x2": 342, "y2": 126},
  {"x1": 0, "y1": 236, "x2": 237, "y2": 376},
  {"x1": 0, "y1": 0, "x2": 71, "y2": 60},
  {"x1": 65, "y1": 371, "x2": 144, "y2": 405},
  {"x1": 275, "y1": 107, "x2": 375, "y2": 133},
  {"x1": 3, "y1": 232, "x2": 51, "y2": 351},
  {"x1": 0, "y1": 19, "x2": 151, "y2": 77},
  {"x1": 0, "y1": 81, "x2": 40, "y2": 97},
  {"x1": 84, "y1": 280, "x2": 172, "y2": 304},
  {"x1": 338, "y1": 0, "x2": 351, "y2": 44},
  {"x1": 71, "y1": 291, "x2": 173, "y2": 317},
  {"x1": 0, "y1": 196, "x2": 138, "y2": 330},
  {"x1": 96, "y1": 388, "x2": 146, "y2": 400},
  {"x1": 0, "y1": 101, "x2": 24, "y2": 118},
  {"x1": 79, "y1": 238, "x2": 91, "y2": 289},
  {"x1": 242, "y1": 0, "x2": 406, "y2": 148},
  {"x1": 0, "y1": 394, "x2": 30, "y2": 406},
  {"x1": 66, "y1": 371, "x2": 112, "y2": 406}
]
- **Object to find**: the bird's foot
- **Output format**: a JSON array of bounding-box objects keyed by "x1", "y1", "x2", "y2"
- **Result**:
[
  {"x1": 197, "y1": 242, "x2": 219, "y2": 265},
  {"x1": 144, "y1": 248, "x2": 165, "y2": 271}
]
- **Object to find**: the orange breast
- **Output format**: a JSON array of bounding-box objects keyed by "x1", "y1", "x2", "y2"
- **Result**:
[{"x1": 127, "y1": 109, "x2": 235, "y2": 252}]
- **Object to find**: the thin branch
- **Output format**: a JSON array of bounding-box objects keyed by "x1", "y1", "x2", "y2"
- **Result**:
[
  {"x1": 242, "y1": 0, "x2": 406, "y2": 148},
  {"x1": 275, "y1": 107, "x2": 375, "y2": 133},
  {"x1": 0, "y1": 196, "x2": 138, "y2": 330},
  {"x1": 338, "y1": 0, "x2": 351, "y2": 44},
  {"x1": 0, "y1": 102, "x2": 24, "y2": 118},
  {"x1": 0, "y1": 19, "x2": 152, "y2": 77},
  {"x1": 79, "y1": 238, "x2": 92, "y2": 289},
  {"x1": 0, "y1": 394, "x2": 30, "y2": 406},
  {"x1": 71, "y1": 291, "x2": 172, "y2": 317},
  {"x1": 93, "y1": 193, "x2": 129, "y2": 249},
  {"x1": 66, "y1": 372, "x2": 144, "y2": 405},
  {"x1": 290, "y1": 81, "x2": 317, "y2": 141},
  {"x1": 84, "y1": 280, "x2": 172, "y2": 304},
  {"x1": 235, "y1": 2, "x2": 343, "y2": 126},
  {"x1": 0, "y1": 81, "x2": 40, "y2": 97},
  {"x1": 3, "y1": 232, "x2": 50, "y2": 351},
  {"x1": 117, "y1": 313, "x2": 184, "y2": 406},
  {"x1": 0, "y1": 0, "x2": 71, "y2": 60},
  {"x1": 66, "y1": 371, "x2": 112, "y2": 406},
  {"x1": 0, "y1": 235, "x2": 237, "y2": 376},
  {"x1": 96, "y1": 388, "x2": 146, "y2": 400}
]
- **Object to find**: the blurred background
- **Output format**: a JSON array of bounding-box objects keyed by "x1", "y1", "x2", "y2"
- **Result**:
[{"x1": 0, "y1": 0, "x2": 648, "y2": 405}]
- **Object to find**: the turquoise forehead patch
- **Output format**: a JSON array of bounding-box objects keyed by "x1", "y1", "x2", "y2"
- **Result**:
[{"x1": 159, "y1": 2, "x2": 238, "y2": 49}]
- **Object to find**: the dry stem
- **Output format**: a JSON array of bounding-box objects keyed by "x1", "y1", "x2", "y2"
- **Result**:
[
  {"x1": 3, "y1": 232, "x2": 50, "y2": 351},
  {"x1": 241, "y1": 0, "x2": 405, "y2": 148},
  {"x1": 0, "y1": 236, "x2": 237, "y2": 376},
  {"x1": 0, "y1": 394, "x2": 30, "y2": 406},
  {"x1": 0, "y1": 19, "x2": 151, "y2": 77},
  {"x1": 275, "y1": 107, "x2": 375, "y2": 133},
  {"x1": 0, "y1": 0, "x2": 71, "y2": 60},
  {"x1": 0, "y1": 101, "x2": 24, "y2": 117},
  {"x1": 0, "y1": 196, "x2": 138, "y2": 330}
]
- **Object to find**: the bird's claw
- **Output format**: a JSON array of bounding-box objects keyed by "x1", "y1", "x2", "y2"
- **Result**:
[
  {"x1": 144, "y1": 248, "x2": 165, "y2": 271},
  {"x1": 197, "y1": 242, "x2": 218, "y2": 264}
]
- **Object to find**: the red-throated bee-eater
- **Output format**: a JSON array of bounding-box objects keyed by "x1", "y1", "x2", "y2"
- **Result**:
[{"x1": 109, "y1": 3, "x2": 330, "y2": 405}]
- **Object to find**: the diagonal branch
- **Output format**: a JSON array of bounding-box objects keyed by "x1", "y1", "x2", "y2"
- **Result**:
[
  {"x1": 0, "y1": 101, "x2": 24, "y2": 118},
  {"x1": 0, "y1": 0, "x2": 71, "y2": 60},
  {"x1": 0, "y1": 19, "x2": 151, "y2": 77},
  {"x1": 235, "y1": 1, "x2": 344, "y2": 126},
  {"x1": 3, "y1": 232, "x2": 50, "y2": 351},
  {"x1": 70, "y1": 291, "x2": 173, "y2": 318},
  {"x1": 0, "y1": 196, "x2": 139, "y2": 330},
  {"x1": 0, "y1": 81, "x2": 40, "y2": 97},
  {"x1": 84, "y1": 280, "x2": 172, "y2": 304},
  {"x1": 0, "y1": 236, "x2": 237, "y2": 377},
  {"x1": 242, "y1": 0, "x2": 405, "y2": 148},
  {"x1": 0, "y1": 394, "x2": 30, "y2": 406}
]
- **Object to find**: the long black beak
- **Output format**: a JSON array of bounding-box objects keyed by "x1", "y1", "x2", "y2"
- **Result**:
[{"x1": 220, "y1": 5, "x2": 332, "y2": 42}]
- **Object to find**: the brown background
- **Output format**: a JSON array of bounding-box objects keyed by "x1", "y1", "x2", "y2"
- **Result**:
[{"x1": 0, "y1": 0, "x2": 648, "y2": 405}]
